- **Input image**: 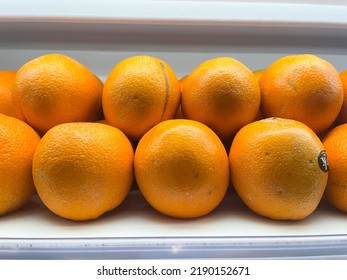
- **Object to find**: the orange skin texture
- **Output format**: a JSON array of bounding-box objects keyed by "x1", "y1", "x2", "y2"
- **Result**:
[
  {"x1": 0, "y1": 70, "x2": 25, "y2": 121},
  {"x1": 322, "y1": 124, "x2": 347, "y2": 213},
  {"x1": 229, "y1": 117, "x2": 328, "y2": 221},
  {"x1": 259, "y1": 54, "x2": 343, "y2": 134},
  {"x1": 179, "y1": 75, "x2": 188, "y2": 91},
  {"x1": 0, "y1": 114, "x2": 40, "y2": 215},
  {"x1": 174, "y1": 75, "x2": 188, "y2": 119},
  {"x1": 134, "y1": 119, "x2": 230, "y2": 218},
  {"x1": 181, "y1": 57, "x2": 261, "y2": 140},
  {"x1": 12, "y1": 54, "x2": 103, "y2": 134},
  {"x1": 102, "y1": 56, "x2": 181, "y2": 141},
  {"x1": 252, "y1": 69, "x2": 265, "y2": 121},
  {"x1": 253, "y1": 69, "x2": 265, "y2": 82},
  {"x1": 174, "y1": 105, "x2": 184, "y2": 119},
  {"x1": 334, "y1": 70, "x2": 347, "y2": 126},
  {"x1": 32, "y1": 122, "x2": 134, "y2": 221}
]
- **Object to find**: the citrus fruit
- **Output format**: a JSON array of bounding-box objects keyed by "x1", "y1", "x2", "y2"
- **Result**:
[
  {"x1": 322, "y1": 124, "x2": 347, "y2": 213},
  {"x1": 181, "y1": 57, "x2": 261, "y2": 140},
  {"x1": 12, "y1": 54, "x2": 103, "y2": 133},
  {"x1": 0, "y1": 70, "x2": 25, "y2": 121},
  {"x1": 251, "y1": 69, "x2": 265, "y2": 121},
  {"x1": 334, "y1": 70, "x2": 347, "y2": 125},
  {"x1": 253, "y1": 69, "x2": 264, "y2": 82},
  {"x1": 259, "y1": 54, "x2": 343, "y2": 134},
  {"x1": 174, "y1": 105, "x2": 184, "y2": 119},
  {"x1": 0, "y1": 114, "x2": 40, "y2": 215},
  {"x1": 174, "y1": 75, "x2": 188, "y2": 119},
  {"x1": 229, "y1": 117, "x2": 328, "y2": 220},
  {"x1": 134, "y1": 119, "x2": 229, "y2": 218},
  {"x1": 102, "y1": 56, "x2": 181, "y2": 140},
  {"x1": 32, "y1": 122, "x2": 134, "y2": 221},
  {"x1": 179, "y1": 75, "x2": 188, "y2": 91},
  {"x1": 95, "y1": 119, "x2": 108, "y2": 124}
]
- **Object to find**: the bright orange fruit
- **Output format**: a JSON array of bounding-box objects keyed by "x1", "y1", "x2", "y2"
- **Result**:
[
  {"x1": 0, "y1": 70, "x2": 25, "y2": 121},
  {"x1": 322, "y1": 124, "x2": 347, "y2": 213},
  {"x1": 134, "y1": 119, "x2": 229, "y2": 218},
  {"x1": 253, "y1": 69, "x2": 265, "y2": 82},
  {"x1": 259, "y1": 54, "x2": 343, "y2": 134},
  {"x1": 181, "y1": 57, "x2": 261, "y2": 140},
  {"x1": 334, "y1": 70, "x2": 347, "y2": 126},
  {"x1": 12, "y1": 54, "x2": 103, "y2": 133},
  {"x1": 229, "y1": 117, "x2": 328, "y2": 220},
  {"x1": 32, "y1": 122, "x2": 134, "y2": 221},
  {"x1": 0, "y1": 114, "x2": 40, "y2": 215},
  {"x1": 102, "y1": 56, "x2": 181, "y2": 140}
]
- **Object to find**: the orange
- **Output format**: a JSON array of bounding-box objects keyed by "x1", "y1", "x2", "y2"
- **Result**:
[
  {"x1": 0, "y1": 114, "x2": 40, "y2": 215},
  {"x1": 174, "y1": 75, "x2": 188, "y2": 119},
  {"x1": 259, "y1": 54, "x2": 343, "y2": 134},
  {"x1": 322, "y1": 124, "x2": 347, "y2": 213},
  {"x1": 174, "y1": 105, "x2": 184, "y2": 119},
  {"x1": 181, "y1": 57, "x2": 261, "y2": 140},
  {"x1": 96, "y1": 119, "x2": 108, "y2": 124},
  {"x1": 102, "y1": 56, "x2": 181, "y2": 140},
  {"x1": 251, "y1": 69, "x2": 265, "y2": 121},
  {"x1": 32, "y1": 122, "x2": 134, "y2": 221},
  {"x1": 253, "y1": 69, "x2": 265, "y2": 82},
  {"x1": 0, "y1": 70, "x2": 25, "y2": 121},
  {"x1": 179, "y1": 75, "x2": 188, "y2": 91},
  {"x1": 252, "y1": 109, "x2": 264, "y2": 122},
  {"x1": 12, "y1": 54, "x2": 103, "y2": 133},
  {"x1": 134, "y1": 119, "x2": 229, "y2": 218},
  {"x1": 229, "y1": 117, "x2": 328, "y2": 220},
  {"x1": 334, "y1": 70, "x2": 347, "y2": 125}
]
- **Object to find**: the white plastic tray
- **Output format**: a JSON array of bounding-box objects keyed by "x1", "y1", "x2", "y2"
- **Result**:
[
  {"x1": 1, "y1": 0, "x2": 347, "y2": 259},
  {"x1": 1, "y1": 190, "x2": 347, "y2": 259}
]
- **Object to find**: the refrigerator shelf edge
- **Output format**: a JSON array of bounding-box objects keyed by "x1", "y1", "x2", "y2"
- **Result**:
[
  {"x1": 1, "y1": 0, "x2": 347, "y2": 28},
  {"x1": 2, "y1": 1, "x2": 347, "y2": 54},
  {"x1": 1, "y1": 235, "x2": 347, "y2": 259}
]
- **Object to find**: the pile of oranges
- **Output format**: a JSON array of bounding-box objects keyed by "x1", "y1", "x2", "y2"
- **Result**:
[{"x1": 1, "y1": 53, "x2": 347, "y2": 222}]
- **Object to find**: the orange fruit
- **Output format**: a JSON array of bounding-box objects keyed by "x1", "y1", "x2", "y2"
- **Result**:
[
  {"x1": 251, "y1": 69, "x2": 265, "y2": 121},
  {"x1": 134, "y1": 119, "x2": 229, "y2": 218},
  {"x1": 253, "y1": 69, "x2": 265, "y2": 82},
  {"x1": 0, "y1": 70, "x2": 25, "y2": 121},
  {"x1": 181, "y1": 57, "x2": 261, "y2": 140},
  {"x1": 174, "y1": 76, "x2": 188, "y2": 119},
  {"x1": 229, "y1": 117, "x2": 328, "y2": 220},
  {"x1": 179, "y1": 75, "x2": 188, "y2": 91},
  {"x1": 334, "y1": 70, "x2": 347, "y2": 125},
  {"x1": 96, "y1": 119, "x2": 108, "y2": 124},
  {"x1": 12, "y1": 54, "x2": 103, "y2": 133},
  {"x1": 102, "y1": 56, "x2": 181, "y2": 140},
  {"x1": 32, "y1": 122, "x2": 134, "y2": 221},
  {"x1": 0, "y1": 114, "x2": 40, "y2": 215},
  {"x1": 322, "y1": 124, "x2": 347, "y2": 213},
  {"x1": 259, "y1": 54, "x2": 343, "y2": 134},
  {"x1": 252, "y1": 109, "x2": 264, "y2": 122},
  {"x1": 174, "y1": 105, "x2": 184, "y2": 119}
]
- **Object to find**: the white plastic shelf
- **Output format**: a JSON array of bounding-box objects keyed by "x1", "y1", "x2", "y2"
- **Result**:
[{"x1": 0, "y1": 191, "x2": 347, "y2": 259}]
